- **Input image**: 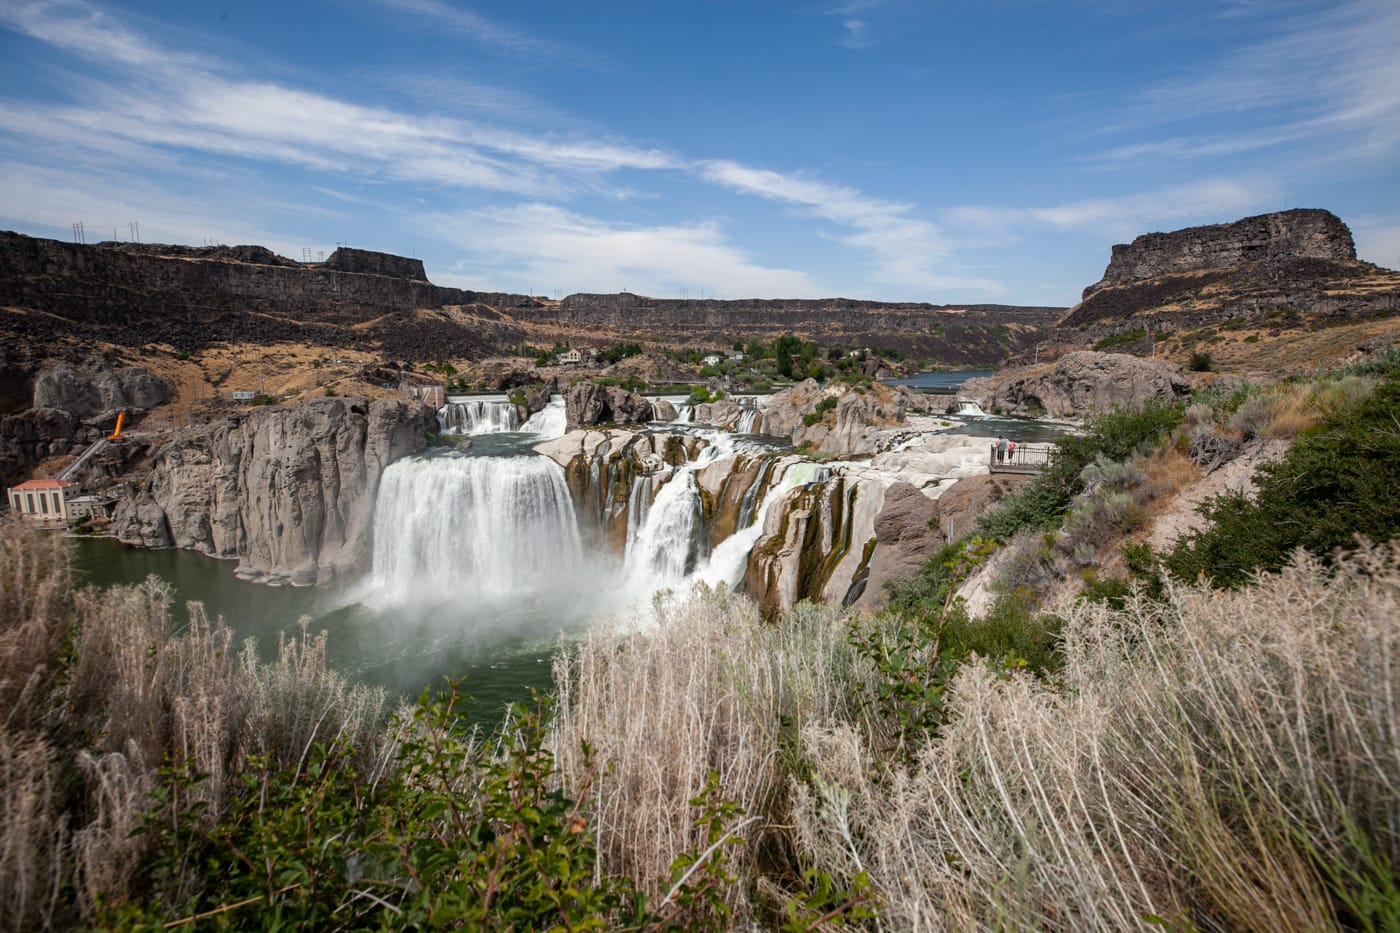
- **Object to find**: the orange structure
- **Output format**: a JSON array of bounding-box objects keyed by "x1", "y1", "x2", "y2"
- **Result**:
[{"x1": 108, "y1": 411, "x2": 126, "y2": 441}]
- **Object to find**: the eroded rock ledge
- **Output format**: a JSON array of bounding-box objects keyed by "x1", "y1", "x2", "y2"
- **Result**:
[{"x1": 113, "y1": 397, "x2": 437, "y2": 585}]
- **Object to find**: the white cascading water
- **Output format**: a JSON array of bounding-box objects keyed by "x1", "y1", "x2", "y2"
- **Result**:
[
  {"x1": 521, "y1": 395, "x2": 566, "y2": 438},
  {"x1": 692, "y1": 461, "x2": 827, "y2": 590},
  {"x1": 440, "y1": 398, "x2": 520, "y2": 435},
  {"x1": 955, "y1": 398, "x2": 987, "y2": 417},
  {"x1": 370, "y1": 453, "x2": 582, "y2": 606},
  {"x1": 735, "y1": 409, "x2": 760, "y2": 433},
  {"x1": 673, "y1": 404, "x2": 694, "y2": 423}
]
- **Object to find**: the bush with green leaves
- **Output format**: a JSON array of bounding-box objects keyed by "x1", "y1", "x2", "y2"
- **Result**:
[
  {"x1": 1166, "y1": 366, "x2": 1400, "y2": 587},
  {"x1": 975, "y1": 399, "x2": 1186, "y2": 542},
  {"x1": 100, "y1": 687, "x2": 760, "y2": 932}
]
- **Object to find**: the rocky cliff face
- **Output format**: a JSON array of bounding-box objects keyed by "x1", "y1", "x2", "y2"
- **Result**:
[
  {"x1": 958, "y1": 351, "x2": 1191, "y2": 418},
  {"x1": 1087, "y1": 209, "x2": 1355, "y2": 298},
  {"x1": 1056, "y1": 210, "x2": 1397, "y2": 349},
  {"x1": 522, "y1": 293, "x2": 1062, "y2": 364},
  {"x1": 32, "y1": 362, "x2": 171, "y2": 419},
  {"x1": 112, "y1": 397, "x2": 436, "y2": 585},
  {"x1": 0, "y1": 231, "x2": 534, "y2": 359}
]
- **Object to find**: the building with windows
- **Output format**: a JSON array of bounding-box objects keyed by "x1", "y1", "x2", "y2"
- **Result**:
[{"x1": 7, "y1": 478, "x2": 79, "y2": 523}]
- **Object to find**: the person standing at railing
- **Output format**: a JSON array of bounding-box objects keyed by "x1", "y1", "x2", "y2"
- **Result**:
[
  {"x1": 996, "y1": 435, "x2": 1007, "y2": 463},
  {"x1": 1007, "y1": 438, "x2": 1017, "y2": 462}
]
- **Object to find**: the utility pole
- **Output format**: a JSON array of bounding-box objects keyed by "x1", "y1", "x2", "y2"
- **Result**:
[
  {"x1": 72, "y1": 221, "x2": 85, "y2": 244},
  {"x1": 128, "y1": 221, "x2": 140, "y2": 242}
]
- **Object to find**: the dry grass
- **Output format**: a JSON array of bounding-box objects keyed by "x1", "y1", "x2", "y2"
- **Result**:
[
  {"x1": 0, "y1": 520, "x2": 396, "y2": 929},
  {"x1": 794, "y1": 544, "x2": 1400, "y2": 931},
  {"x1": 550, "y1": 588, "x2": 867, "y2": 919},
  {"x1": 0, "y1": 522, "x2": 73, "y2": 731}
]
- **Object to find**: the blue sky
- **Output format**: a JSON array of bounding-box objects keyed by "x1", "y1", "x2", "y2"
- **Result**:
[{"x1": 1, "y1": 0, "x2": 1396, "y2": 306}]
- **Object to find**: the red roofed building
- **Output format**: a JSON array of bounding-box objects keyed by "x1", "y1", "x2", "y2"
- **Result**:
[{"x1": 7, "y1": 478, "x2": 79, "y2": 523}]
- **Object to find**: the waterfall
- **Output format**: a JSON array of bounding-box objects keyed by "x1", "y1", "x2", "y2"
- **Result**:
[
  {"x1": 521, "y1": 395, "x2": 566, "y2": 438},
  {"x1": 440, "y1": 398, "x2": 521, "y2": 435},
  {"x1": 673, "y1": 404, "x2": 694, "y2": 423},
  {"x1": 735, "y1": 409, "x2": 760, "y2": 434},
  {"x1": 625, "y1": 469, "x2": 703, "y2": 584},
  {"x1": 693, "y1": 461, "x2": 827, "y2": 590},
  {"x1": 955, "y1": 397, "x2": 987, "y2": 417},
  {"x1": 370, "y1": 453, "x2": 582, "y2": 605}
]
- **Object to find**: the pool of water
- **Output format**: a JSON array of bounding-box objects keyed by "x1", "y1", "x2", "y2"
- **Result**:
[{"x1": 72, "y1": 534, "x2": 562, "y2": 723}]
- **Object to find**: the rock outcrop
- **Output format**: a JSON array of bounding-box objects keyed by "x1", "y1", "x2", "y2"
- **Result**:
[
  {"x1": 959, "y1": 351, "x2": 1190, "y2": 418},
  {"x1": 564, "y1": 383, "x2": 658, "y2": 430},
  {"x1": 0, "y1": 231, "x2": 535, "y2": 359},
  {"x1": 32, "y1": 362, "x2": 171, "y2": 419},
  {"x1": 1086, "y1": 209, "x2": 1355, "y2": 297},
  {"x1": 112, "y1": 397, "x2": 436, "y2": 585},
  {"x1": 759, "y1": 379, "x2": 914, "y2": 455}
]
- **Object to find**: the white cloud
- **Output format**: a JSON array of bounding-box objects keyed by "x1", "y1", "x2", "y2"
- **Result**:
[
  {"x1": 1096, "y1": 0, "x2": 1400, "y2": 166},
  {"x1": 369, "y1": 0, "x2": 584, "y2": 63},
  {"x1": 946, "y1": 178, "x2": 1280, "y2": 245},
  {"x1": 698, "y1": 159, "x2": 1001, "y2": 293},
  {"x1": 424, "y1": 204, "x2": 826, "y2": 299}
]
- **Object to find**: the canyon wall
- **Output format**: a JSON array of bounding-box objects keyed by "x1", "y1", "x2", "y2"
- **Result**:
[
  {"x1": 112, "y1": 397, "x2": 437, "y2": 585},
  {"x1": 1086, "y1": 209, "x2": 1355, "y2": 298}
]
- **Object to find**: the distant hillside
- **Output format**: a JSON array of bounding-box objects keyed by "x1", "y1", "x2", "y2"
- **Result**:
[
  {"x1": 0, "y1": 230, "x2": 1064, "y2": 368},
  {"x1": 1049, "y1": 209, "x2": 1400, "y2": 371}
]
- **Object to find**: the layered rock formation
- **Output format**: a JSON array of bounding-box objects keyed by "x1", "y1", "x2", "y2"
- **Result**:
[
  {"x1": 959, "y1": 351, "x2": 1191, "y2": 418},
  {"x1": 0, "y1": 232, "x2": 533, "y2": 359},
  {"x1": 1057, "y1": 210, "x2": 1398, "y2": 352},
  {"x1": 756, "y1": 379, "x2": 916, "y2": 455},
  {"x1": 1086, "y1": 209, "x2": 1355, "y2": 297},
  {"x1": 518, "y1": 292, "x2": 1062, "y2": 364},
  {"x1": 112, "y1": 397, "x2": 436, "y2": 585}
]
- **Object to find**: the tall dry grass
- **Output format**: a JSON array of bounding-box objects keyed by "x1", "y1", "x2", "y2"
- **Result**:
[
  {"x1": 0, "y1": 520, "x2": 394, "y2": 930},
  {"x1": 794, "y1": 544, "x2": 1400, "y2": 931},
  {"x1": 550, "y1": 587, "x2": 870, "y2": 919}
]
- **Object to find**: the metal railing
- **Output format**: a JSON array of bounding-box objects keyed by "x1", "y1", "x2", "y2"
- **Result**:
[{"x1": 989, "y1": 442, "x2": 1051, "y2": 473}]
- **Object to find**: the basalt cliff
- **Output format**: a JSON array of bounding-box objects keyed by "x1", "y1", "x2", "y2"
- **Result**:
[
  {"x1": 1048, "y1": 209, "x2": 1400, "y2": 372},
  {"x1": 112, "y1": 397, "x2": 436, "y2": 585}
]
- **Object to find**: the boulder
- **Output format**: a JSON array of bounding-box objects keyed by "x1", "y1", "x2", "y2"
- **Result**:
[
  {"x1": 564, "y1": 382, "x2": 656, "y2": 430},
  {"x1": 959, "y1": 351, "x2": 1190, "y2": 418},
  {"x1": 32, "y1": 362, "x2": 171, "y2": 419}
]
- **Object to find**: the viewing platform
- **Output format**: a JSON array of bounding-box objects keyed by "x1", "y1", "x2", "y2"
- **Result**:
[{"x1": 989, "y1": 443, "x2": 1051, "y2": 475}]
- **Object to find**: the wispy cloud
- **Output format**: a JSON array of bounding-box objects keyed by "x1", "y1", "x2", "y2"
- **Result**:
[
  {"x1": 824, "y1": 0, "x2": 885, "y2": 49},
  {"x1": 0, "y1": 0, "x2": 676, "y2": 199},
  {"x1": 699, "y1": 159, "x2": 1001, "y2": 293},
  {"x1": 424, "y1": 203, "x2": 825, "y2": 298},
  {"x1": 368, "y1": 0, "x2": 587, "y2": 64},
  {"x1": 1094, "y1": 0, "x2": 1400, "y2": 166},
  {"x1": 944, "y1": 178, "x2": 1280, "y2": 245}
]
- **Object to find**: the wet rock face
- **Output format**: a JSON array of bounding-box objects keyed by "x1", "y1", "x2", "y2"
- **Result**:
[
  {"x1": 112, "y1": 397, "x2": 436, "y2": 585},
  {"x1": 959, "y1": 351, "x2": 1190, "y2": 418},
  {"x1": 1086, "y1": 209, "x2": 1355, "y2": 298},
  {"x1": 32, "y1": 362, "x2": 171, "y2": 419},
  {"x1": 564, "y1": 383, "x2": 657, "y2": 430}
]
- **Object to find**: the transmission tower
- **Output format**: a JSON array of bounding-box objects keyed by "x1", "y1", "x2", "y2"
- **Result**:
[
  {"x1": 128, "y1": 221, "x2": 140, "y2": 242},
  {"x1": 72, "y1": 221, "x2": 85, "y2": 244}
]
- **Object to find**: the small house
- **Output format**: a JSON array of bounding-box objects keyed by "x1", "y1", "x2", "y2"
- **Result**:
[
  {"x1": 232, "y1": 389, "x2": 259, "y2": 402},
  {"x1": 701, "y1": 354, "x2": 723, "y2": 367},
  {"x1": 556, "y1": 349, "x2": 582, "y2": 365},
  {"x1": 67, "y1": 495, "x2": 115, "y2": 522},
  {"x1": 7, "y1": 478, "x2": 79, "y2": 523},
  {"x1": 728, "y1": 351, "x2": 745, "y2": 362}
]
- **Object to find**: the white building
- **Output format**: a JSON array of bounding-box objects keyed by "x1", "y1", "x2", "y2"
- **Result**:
[
  {"x1": 8, "y1": 478, "x2": 79, "y2": 523},
  {"x1": 701, "y1": 354, "x2": 723, "y2": 366}
]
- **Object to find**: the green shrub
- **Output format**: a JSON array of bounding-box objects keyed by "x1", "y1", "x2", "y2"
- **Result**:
[
  {"x1": 1188, "y1": 351, "x2": 1213, "y2": 371},
  {"x1": 1166, "y1": 368, "x2": 1400, "y2": 587},
  {"x1": 975, "y1": 400, "x2": 1186, "y2": 542}
]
